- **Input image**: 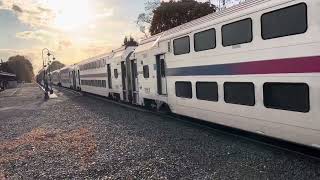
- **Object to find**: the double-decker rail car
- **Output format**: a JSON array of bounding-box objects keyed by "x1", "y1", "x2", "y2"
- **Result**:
[
  {"x1": 130, "y1": 35, "x2": 169, "y2": 108},
  {"x1": 159, "y1": 0, "x2": 319, "y2": 148},
  {"x1": 69, "y1": 65, "x2": 81, "y2": 90},
  {"x1": 53, "y1": 0, "x2": 320, "y2": 148},
  {"x1": 59, "y1": 66, "x2": 73, "y2": 88},
  {"x1": 78, "y1": 53, "x2": 111, "y2": 96},
  {"x1": 51, "y1": 70, "x2": 61, "y2": 86},
  {"x1": 108, "y1": 46, "x2": 137, "y2": 101}
]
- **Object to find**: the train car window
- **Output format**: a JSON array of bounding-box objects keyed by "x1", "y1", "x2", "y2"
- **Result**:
[
  {"x1": 175, "y1": 81, "x2": 192, "y2": 99},
  {"x1": 261, "y1": 3, "x2": 307, "y2": 40},
  {"x1": 143, "y1": 65, "x2": 149, "y2": 78},
  {"x1": 173, "y1": 36, "x2": 190, "y2": 55},
  {"x1": 224, "y1": 82, "x2": 255, "y2": 106},
  {"x1": 194, "y1": 28, "x2": 216, "y2": 52},
  {"x1": 263, "y1": 83, "x2": 309, "y2": 113},
  {"x1": 222, "y1": 18, "x2": 253, "y2": 47},
  {"x1": 196, "y1": 82, "x2": 218, "y2": 102},
  {"x1": 114, "y1": 69, "x2": 118, "y2": 79}
]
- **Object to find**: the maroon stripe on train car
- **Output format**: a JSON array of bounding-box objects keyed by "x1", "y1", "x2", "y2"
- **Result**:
[
  {"x1": 166, "y1": 56, "x2": 320, "y2": 76},
  {"x1": 235, "y1": 56, "x2": 320, "y2": 75}
]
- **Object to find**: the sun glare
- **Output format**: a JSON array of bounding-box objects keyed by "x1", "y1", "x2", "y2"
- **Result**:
[{"x1": 48, "y1": 0, "x2": 92, "y2": 31}]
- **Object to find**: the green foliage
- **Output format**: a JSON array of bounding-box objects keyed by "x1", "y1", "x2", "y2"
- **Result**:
[
  {"x1": 49, "y1": 61, "x2": 65, "y2": 72},
  {"x1": 0, "y1": 60, "x2": 13, "y2": 73},
  {"x1": 149, "y1": 0, "x2": 216, "y2": 35},
  {"x1": 5, "y1": 55, "x2": 34, "y2": 82},
  {"x1": 136, "y1": 0, "x2": 161, "y2": 37},
  {"x1": 35, "y1": 61, "x2": 65, "y2": 83},
  {"x1": 123, "y1": 36, "x2": 139, "y2": 48}
]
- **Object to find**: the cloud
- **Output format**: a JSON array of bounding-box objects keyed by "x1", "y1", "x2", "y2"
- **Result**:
[
  {"x1": 19, "y1": 8, "x2": 55, "y2": 28},
  {"x1": 0, "y1": 0, "x2": 143, "y2": 72},
  {"x1": 37, "y1": 6, "x2": 51, "y2": 13},
  {"x1": 0, "y1": 0, "x2": 55, "y2": 28},
  {"x1": 12, "y1": 4, "x2": 22, "y2": 13},
  {"x1": 95, "y1": 8, "x2": 114, "y2": 19},
  {"x1": 16, "y1": 30, "x2": 57, "y2": 42},
  {"x1": 58, "y1": 40, "x2": 72, "y2": 50}
]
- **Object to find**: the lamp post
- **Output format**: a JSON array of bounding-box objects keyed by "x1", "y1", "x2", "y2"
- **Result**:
[
  {"x1": 42, "y1": 48, "x2": 51, "y2": 99},
  {"x1": 48, "y1": 54, "x2": 55, "y2": 94}
]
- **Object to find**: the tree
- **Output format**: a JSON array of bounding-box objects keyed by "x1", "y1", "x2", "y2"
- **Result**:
[
  {"x1": 137, "y1": 0, "x2": 216, "y2": 36},
  {"x1": 136, "y1": 0, "x2": 161, "y2": 37},
  {"x1": 123, "y1": 36, "x2": 128, "y2": 46},
  {"x1": 49, "y1": 61, "x2": 65, "y2": 72},
  {"x1": 0, "y1": 60, "x2": 13, "y2": 73},
  {"x1": 149, "y1": 0, "x2": 216, "y2": 35},
  {"x1": 123, "y1": 36, "x2": 139, "y2": 48},
  {"x1": 6, "y1": 55, "x2": 34, "y2": 82}
]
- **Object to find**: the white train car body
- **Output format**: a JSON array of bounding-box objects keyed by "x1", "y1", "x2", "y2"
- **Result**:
[
  {"x1": 77, "y1": 46, "x2": 136, "y2": 99},
  {"x1": 78, "y1": 53, "x2": 111, "y2": 97},
  {"x1": 70, "y1": 65, "x2": 81, "y2": 90},
  {"x1": 148, "y1": 0, "x2": 320, "y2": 148},
  {"x1": 131, "y1": 36, "x2": 169, "y2": 107},
  {"x1": 109, "y1": 46, "x2": 137, "y2": 101},
  {"x1": 51, "y1": 70, "x2": 61, "y2": 86},
  {"x1": 59, "y1": 66, "x2": 72, "y2": 88}
]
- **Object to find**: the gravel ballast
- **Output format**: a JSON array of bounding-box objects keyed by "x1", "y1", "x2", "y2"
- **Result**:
[{"x1": 0, "y1": 84, "x2": 320, "y2": 179}]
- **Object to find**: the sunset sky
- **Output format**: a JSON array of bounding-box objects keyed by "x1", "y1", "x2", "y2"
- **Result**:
[{"x1": 0, "y1": 0, "x2": 238, "y2": 72}]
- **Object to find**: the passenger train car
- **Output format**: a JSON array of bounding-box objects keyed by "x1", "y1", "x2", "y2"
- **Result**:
[
  {"x1": 51, "y1": 70, "x2": 61, "y2": 86},
  {"x1": 59, "y1": 66, "x2": 73, "y2": 88},
  {"x1": 54, "y1": 0, "x2": 320, "y2": 148}
]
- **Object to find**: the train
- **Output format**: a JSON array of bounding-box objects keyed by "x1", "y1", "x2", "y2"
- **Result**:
[{"x1": 50, "y1": 0, "x2": 320, "y2": 149}]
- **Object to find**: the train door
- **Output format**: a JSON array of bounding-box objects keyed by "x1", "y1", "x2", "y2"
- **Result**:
[
  {"x1": 131, "y1": 60, "x2": 139, "y2": 104},
  {"x1": 107, "y1": 64, "x2": 112, "y2": 89},
  {"x1": 156, "y1": 54, "x2": 167, "y2": 95},
  {"x1": 77, "y1": 70, "x2": 81, "y2": 90},
  {"x1": 72, "y1": 70, "x2": 77, "y2": 89},
  {"x1": 121, "y1": 61, "x2": 127, "y2": 101}
]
